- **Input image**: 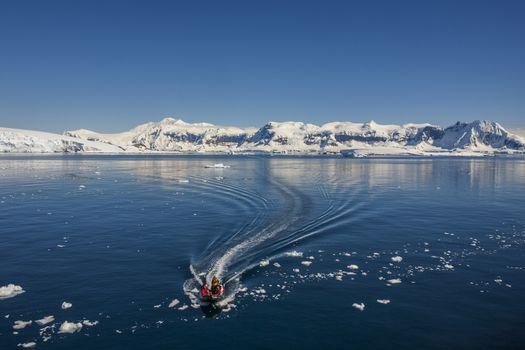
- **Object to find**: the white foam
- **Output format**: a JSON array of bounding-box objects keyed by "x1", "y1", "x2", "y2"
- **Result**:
[
  {"x1": 58, "y1": 321, "x2": 82, "y2": 334},
  {"x1": 13, "y1": 320, "x2": 32, "y2": 330},
  {"x1": 347, "y1": 264, "x2": 359, "y2": 270},
  {"x1": 284, "y1": 251, "x2": 303, "y2": 257},
  {"x1": 17, "y1": 342, "x2": 36, "y2": 348},
  {"x1": 377, "y1": 299, "x2": 391, "y2": 304},
  {"x1": 0, "y1": 284, "x2": 25, "y2": 300},
  {"x1": 352, "y1": 303, "x2": 365, "y2": 311},
  {"x1": 168, "y1": 299, "x2": 180, "y2": 308},
  {"x1": 391, "y1": 256, "x2": 403, "y2": 263},
  {"x1": 61, "y1": 301, "x2": 72, "y2": 310},
  {"x1": 301, "y1": 261, "x2": 312, "y2": 266},
  {"x1": 35, "y1": 316, "x2": 54, "y2": 326},
  {"x1": 259, "y1": 259, "x2": 270, "y2": 267}
]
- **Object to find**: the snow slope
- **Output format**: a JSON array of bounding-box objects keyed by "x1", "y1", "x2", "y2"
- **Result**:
[{"x1": 0, "y1": 127, "x2": 128, "y2": 153}]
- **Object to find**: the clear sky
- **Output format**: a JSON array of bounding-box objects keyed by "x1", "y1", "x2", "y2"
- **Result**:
[{"x1": 1, "y1": 0, "x2": 524, "y2": 133}]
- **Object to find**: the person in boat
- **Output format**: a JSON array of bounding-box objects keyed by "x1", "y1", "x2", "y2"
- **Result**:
[{"x1": 211, "y1": 276, "x2": 223, "y2": 295}]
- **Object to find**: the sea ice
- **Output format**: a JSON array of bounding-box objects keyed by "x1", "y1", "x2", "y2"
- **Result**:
[
  {"x1": 301, "y1": 261, "x2": 312, "y2": 266},
  {"x1": 352, "y1": 303, "x2": 365, "y2": 311},
  {"x1": 58, "y1": 321, "x2": 82, "y2": 334},
  {"x1": 347, "y1": 264, "x2": 359, "y2": 270},
  {"x1": 61, "y1": 302, "x2": 72, "y2": 309},
  {"x1": 284, "y1": 251, "x2": 303, "y2": 257},
  {"x1": 168, "y1": 299, "x2": 180, "y2": 308},
  {"x1": 35, "y1": 316, "x2": 54, "y2": 326},
  {"x1": 391, "y1": 256, "x2": 403, "y2": 263},
  {"x1": 377, "y1": 299, "x2": 391, "y2": 304},
  {"x1": 387, "y1": 278, "x2": 402, "y2": 284},
  {"x1": 82, "y1": 320, "x2": 98, "y2": 326},
  {"x1": 0, "y1": 284, "x2": 25, "y2": 300},
  {"x1": 178, "y1": 305, "x2": 189, "y2": 311},
  {"x1": 13, "y1": 320, "x2": 32, "y2": 330},
  {"x1": 17, "y1": 342, "x2": 36, "y2": 348},
  {"x1": 259, "y1": 259, "x2": 270, "y2": 267}
]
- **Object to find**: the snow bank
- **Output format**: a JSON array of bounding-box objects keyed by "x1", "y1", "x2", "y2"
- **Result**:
[{"x1": 0, "y1": 284, "x2": 25, "y2": 300}]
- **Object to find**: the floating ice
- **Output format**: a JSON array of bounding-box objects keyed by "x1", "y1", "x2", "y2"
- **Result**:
[
  {"x1": 444, "y1": 264, "x2": 454, "y2": 269},
  {"x1": 35, "y1": 316, "x2": 54, "y2": 326},
  {"x1": 387, "y1": 278, "x2": 402, "y2": 284},
  {"x1": 273, "y1": 262, "x2": 281, "y2": 268},
  {"x1": 13, "y1": 320, "x2": 32, "y2": 330},
  {"x1": 17, "y1": 342, "x2": 36, "y2": 348},
  {"x1": 391, "y1": 256, "x2": 403, "y2": 263},
  {"x1": 352, "y1": 303, "x2": 365, "y2": 311},
  {"x1": 168, "y1": 299, "x2": 180, "y2": 308},
  {"x1": 301, "y1": 261, "x2": 312, "y2": 266},
  {"x1": 153, "y1": 304, "x2": 161, "y2": 308},
  {"x1": 284, "y1": 251, "x2": 303, "y2": 257},
  {"x1": 61, "y1": 302, "x2": 72, "y2": 309},
  {"x1": 58, "y1": 321, "x2": 82, "y2": 334},
  {"x1": 82, "y1": 320, "x2": 98, "y2": 327},
  {"x1": 259, "y1": 259, "x2": 270, "y2": 267},
  {"x1": 0, "y1": 284, "x2": 25, "y2": 300},
  {"x1": 377, "y1": 299, "x2": 391, "y2": 304},
  {"x1": 178, "y1": 305, "x2": 189, "y2": 311},
  {"x1": 205, "y1": 163, "x2": 230, "y2": 168},
  {"x1": 347, "y1": 264, "x2": 359, "y2": 270},
  {"x1": 293, "y1": 268, "x2": 300, "y2": 273}
]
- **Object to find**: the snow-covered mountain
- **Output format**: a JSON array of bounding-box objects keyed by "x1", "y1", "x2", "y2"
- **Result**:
[
  {"x1": 1, "y1": 118, "x2": 524, "y2": 155},
  {"x1": 0, "y1": 127, "x2": 126, "y2": 153}
]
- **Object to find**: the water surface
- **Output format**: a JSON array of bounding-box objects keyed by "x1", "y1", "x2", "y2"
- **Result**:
[{"x1": 1, "y1": 155, "x2": 524, "y2": 349}]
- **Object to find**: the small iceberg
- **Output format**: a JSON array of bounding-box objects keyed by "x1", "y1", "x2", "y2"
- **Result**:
[
  {"x1": 35, "y1": 315, "x2": 54, "y2": 326},
  {"x1": 58, "y1": 321, "x2": 82, "y2": 334},
  {"x1": 61, "y1": 301, "x2": 72, "y2": 309},
  {"x1": 0, "y1": 284, "x2": 25, "y2": 300},
  {"x1": 13, "y1": 320, "x2": 32, "y2": 330},
  {"x1": 205, "y1": 163, "x2": 230, "y2": 168},
  {"x1": 391, "y1": 256, "x2": 403, "y2": 263}
]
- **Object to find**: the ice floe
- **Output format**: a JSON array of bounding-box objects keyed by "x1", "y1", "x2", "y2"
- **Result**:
[
  {"x1": 58, "y1": 321, "x2": 82, "y2": 334},
  {"x1": 259, "y1": 259, "x2": 270, "y2": 267},
  {"x1": 301, "y1": 261, "x2": 312, "y2": 266},
  {"x1": 35, "y1": 316, "x2": 54, "y2": 326},
  {"x1": 17, "y1": 342, "x2": 36, "y2": 348},
  {"x1": 61, "y1": 301, "x2": 72, "y2": 309},
  {"x1": 347, "y1": 264, "x2": 359, "y2": 270},
  {"x1": 352, "y1": 303, "x2": 365, "y2": 311},
  {"x1": 391, "y1": 256, "x2": 403, "y2": 262},
  {"x1": 13, "y1": 320, "x2": 32, "y2": 330},
  {"x1": 284, "y1": 251, "x2": 303, "y2": 257},
  {"x1": 387, "y1": 278, "x2": 402, "y2": 284},
  {"x1": 82, "y1": 320, "x2": 98, "y2": 327},
  {"x1": 0, "y1": 284, "x2": 25, "y2": 300},
  {"x1": 168, "y1": 299, "x2": 180, "y2": 308},
  {"x1": 377, "y1": 299, "x2": 391, "y2": 304}
]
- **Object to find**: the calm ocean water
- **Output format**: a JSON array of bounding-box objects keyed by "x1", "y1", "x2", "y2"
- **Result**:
[{"x1": 1, "y1": 155, "x2": 524, "y2": 349}]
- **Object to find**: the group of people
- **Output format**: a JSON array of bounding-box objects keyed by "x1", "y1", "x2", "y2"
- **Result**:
[{"x1": 200, "y1": 276, "x2": 224, "y2": 298}]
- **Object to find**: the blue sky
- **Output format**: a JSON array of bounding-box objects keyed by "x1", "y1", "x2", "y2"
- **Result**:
[{"x1": 0, "y1": 0, "x2": 524, "y2": 133}]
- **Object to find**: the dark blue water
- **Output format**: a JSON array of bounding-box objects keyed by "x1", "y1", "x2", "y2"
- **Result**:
[{"x1": 1, "y1": 155, "x2": 524, "y2": 349}]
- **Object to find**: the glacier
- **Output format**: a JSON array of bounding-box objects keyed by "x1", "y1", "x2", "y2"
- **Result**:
[{"x1": 1, "y1": 117, "x2": 524, "y2": 156}]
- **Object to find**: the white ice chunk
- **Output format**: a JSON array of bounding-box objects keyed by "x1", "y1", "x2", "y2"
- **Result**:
[
  {"x1": 377, "y1": 299, "x2": 391, "y2": 304},
  {"x1": 259, "y1": 259, "x2": 270, "y2": 267},
  {"x1": 168, "y1": 299, "x2": 180, "y2": 308},
  {"x1": 391, "y1": 256, "x2": 403, "y2": 263},
  {"x1": 58, "y1": 321, "x2": 82, "y2": 334},
  {"x1": 13, "y1": 320, "x2": 32, "y2": 330},
  {"x1": 61, "y1": 302, "x2": 72, "y2": 310},
  {"x1": 0, "y1": 284, "x2": 25, "y2": 300},
  {"x1": 347, "y1": 264, "x2": 359, "y2": 270},
  {"x1": 352, "y1": 303, "x2": 365, "y2": 311},
  {"x1": 387, "y1": 278, "x2": 402, "y2": 284},
  {"x1": 82, "y1": 320, "x2": 98, "y2": 327},
  {"x1": 17, "y1": 342, "x2": 36, "y2": 348},
  {"x1": 301, "y1": 261, "x2": 312, "y2": 266},
  {"x1": 284, "y1": 251, "x2": 303, "y2": 257},
  {"x1": 35, "y1": 316, "x2": 54, "y2": 326}
]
